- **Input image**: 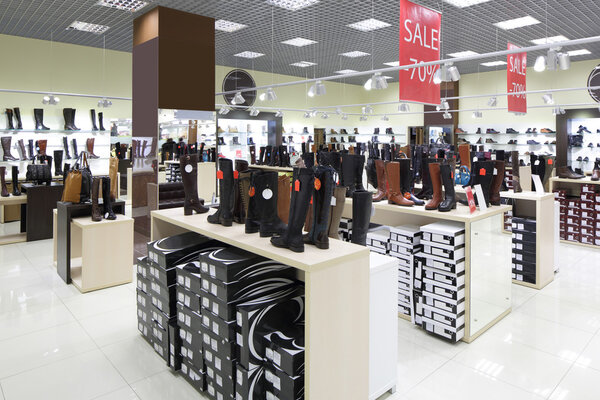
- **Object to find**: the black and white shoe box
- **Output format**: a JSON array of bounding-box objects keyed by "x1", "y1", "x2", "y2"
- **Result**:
[
  {"x1": 389, "y1": 225, "x2": 422, "y2": 317},
  {"x1": 366, "y1": 226, "x2": 390, "y2": 255},
  {"x1": 511, "y1": 217, "x2": 537, "y2": 284}
]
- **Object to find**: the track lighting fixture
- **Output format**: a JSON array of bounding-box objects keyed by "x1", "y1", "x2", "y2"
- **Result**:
[
  {"x1": 398, "y1": 103, "x2": 410, "y2": 113},
  {"x1": 309, "y1": 109, "x2": 318, "y2": 117},
  {"x1": 436, "y1": 99, "x2": 450, "y2": 111},
  {"x1": 552, "y1": 106, "x2": 566, "y2": 115},
  {"x1": 308, "y1": 80, "x2": 326, "y2": 97},
  {"x1": 359, "y1": 115, "x2": 368, "y2": 121},
  {"x1": 362, "y1": 105, "x2": 374, "y2": 115},
  {"x1": 303, "y1": 111, "x2": 311, "y2": 119},
  {"x1": 97, "y1": 98, "x2": 112, "y2": 108},
  {"x1": 364, "y1": 72, "x2": 388, "y2": 90},
  {"x1": 535, "y1": 48, "x2": 571, "y2": 72},
  {"x1": 542, "y1": 93, "x2": 554, "y2": 104},
  {"x1": 558, "y1": 52, "x2": 571, "y2": 70},
  {"x1": 321, "y1": 112, "x2": 329, "y2": 119},
  {"x1": 231, "y1": 91, "x2": 245, "y2": 105},
  {"x1": 472, "y1": 111, "x2": 483, "y2": 119},
  {"x1": 275, "y1": 110, "x2": 284, "y2": 117},
  {"x1": 447, "y1": 65, "x2": 461, "y2": 81},
  {"x1": 433, "y1": 67, "x2": 442, "y2": 85},
  {"x1": 534, "y1": 55, "x2": 547, "y2": 72},
  {"x1": 341, "y1": 113, "x2": 348, "y2": 120},
  {"x1": 335, "y1": 107, "x2": 343, "y2": 115},
  {"x1": 442, "y1": 112, "x2": 452, "y2": 120},
  {"x1": 433, "y1": 63, "x2": 461, "y2": 83},
  {"x1": 218, "y1": 106, "x2": 231, "y2": 115},
  {"x1": 42, "y1": 94, "x2": 60, "y2": 105},
  {"x1": 248, "y1": 107, "x2": 260, "y2": 117},
  {"x1": 381, "y1": 115, "x2": 389, "y2": 121},
  {"x1": 259, "y1": 87, "x2": 277, "y2": 101},
  {"x1": 487, "y1": 97, "x2": 497, "y2": 107}
]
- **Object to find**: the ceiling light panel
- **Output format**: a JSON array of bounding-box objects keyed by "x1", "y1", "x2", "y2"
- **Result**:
[
  {"x1": 96, "y1": 0, "x2": 147, "y2": 12},
  {"x1": 290, "y1": 61, "x2": 317, "y2": 67},
  {"x1": 266, "y1": 0, "x2": 319, "y2": 11},
  {"x1": 233, "y1": 51, "x2": 265, "y2": 58},
  {"x1": 383, "y1": 61, "x2": 400, "y2": 67},
  {"x1": 567, "y1": 49, "x2": 591, "y2": 56},
  {"x1": 443, "y1": 0, "x2": 491, "y2": 8},
  {"x1": 447, "y1": 50, "x2": 479, "y2": 58},
  {"x1": 347, "y1": 18, "x2": 391, "y2": 32},
  {"x1": 335, "y1": 69, "x2": 358, "y2": 74},
  {"x1": 494, "y1": 16, "x2": 540, "y2": 30},
  {"x1": 281, "y1": 37, "x2": 317, "y2": 47},
  {"x1": 340, "y1": 51, "x2": 370, "y2": 58},
  {"x1": 67, "y1": 21, "x2": 109, "y2": 34},
  {"x1": 530, "y1": 35, "x2": 568, "y2": 45},
  {"x1": 481, "y1": 61, "x2": 507, "y2": 67},
  {"x1": 215, "y1": 19, "x2": 247, "y2": 32}
]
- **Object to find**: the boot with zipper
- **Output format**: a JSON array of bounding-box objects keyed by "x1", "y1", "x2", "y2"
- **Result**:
[
  {"x1": 63, "y1": 136, "x2": 71, "y2": 159},
  {"x1": 27, "y1": 140, "x2": 34, "y2": 160},
  {"x1": 90, "y1": 109, "x2": 99, "y2": 131},
  {"x1": 72, "y1": 138, "x2": 79, "y2": 159},
  {"x1": 13, "y1": 108, "x2": 22, "y2": 129},
  {"x1": 17, "y1": 139, "x2": 27, "y2": 161},
  {"x1": 101, "y1": 177, "x2": 116, "y2": 220},
  {"x1": 277, "y1": 174, "x2": 291, "y2": 224},
  {"x1": 304, "y1": 166, "x2": 335, "y2": 249},
  {"x1": 54, "y1": 150, "x2": 64, "y2": 176},
  {"x1": 385, "y1": 161, "x2": 414, "y2": 206},
  {"x1": 489, "y1": 160, "x2": 505, "y2": 206},
  {"x1": 232, "y1": 159, "x2": 249, "y2": 224},
  {"x1": 5, "y1": 109, "x2": 14, "y2": 130},
  {"x1": 0, "y1": 167, "x2": 9, "y2": 197},
  {"x1": 511, "y1": 151, "x2": 522, "y2": 192},
  {"x1": 439, "y1": 163, "x2": 456, "y2": 212},
  {"x1": 208, "y1": 158, "x2": 234, "y2": 226},
  {"x1": 373, "y1": 159, "x2": 388, "y2": 202},
  {"x1": 11, "y1": 166, "x2": 20, "y2": 196},
  {"x1": 34, "y1": 109, "x2": 50, "y2": 130},
  {"x1": 87, "y1": 138, "x2": 100, "y2": 159},
  {"x1": 351, "y1": 190, "x2": 372, "y2": 246},
  {"x1": 327, "y1": 186, "x2": 346, "y2": 239},
  {"x1": 91, "y1": 178, "x2": 102, "y2": 221},
  {"x1": 98, "y1": 112, "x2": 105, "y2": 131},
  {"x1": 1, "y1": 137, "x2": 17, "y2": 161},
  {"x1": 425, "y1": 163, "x2": 443, "y2": 210},
  {"x1": 181, "y1": 153, "x2": 209, "y2": 215},
  {"x1": 255, "y1": 171, "x2": 287, "y2": 237},
  {"x1": 271, "y1": 167, "x2": 315, "y2": 252}
]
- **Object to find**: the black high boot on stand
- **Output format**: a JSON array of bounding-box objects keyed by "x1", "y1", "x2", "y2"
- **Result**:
[
  {"x1": 90, "y1": 109, "x2": 99, "y2": 131},
  {"x1": 258, "y1": 147, "x2": 265, "y2": 165},
  {"x1": 245, "y1": 171, "x2": 262, "y2": 234},
  {"x1": 11, "y1": 166, "x2": 20, "y2": 196},
  {"x1": 303, "y1": 166, "x2": 335, "y2": 249},
  {"x1": 208, "y1": 158, "x2": 234, "y2": 226},
  {"x1": 54, "y1": 150, "x2": 63, "y2": 176},
  {"x1": 439, "y1": 163, "x2": 456, "y2": 212},
  {"x1": 34, "y1": 109, "x2": 50, "y2": 130},
  {"x1": 254, "y1": 171, "x2": 287, "y2": 237},
  {"x1": 180, "y1": 154, "x2": 209, "y2": 215},
  {"x1": 232, "y1": 160, "x2": 249, "y2": 224},
  {"x1": 91, "y1": 178, "x2": 102, "y2": 221},
  {"x1": 72, "y1": 138, "x2": 79, "y2": 159},
  {"x1": 63, "y1": 136, "x2": 72, "y2": 159},
  {"x1": 355, "y1": 154, "x2": 366, "y2": 192},
  {"x1": 271, "y1": 167, "x2": 315, "y2": 253},
  {"x1": 5, "y1": 109, "x2": 14, "y2": 130},
  {"x1": 70, "y1": 109, "x2": 80, "y2": 130},
  {"x1": 101, "y1": 177, "x2": 116, "y2": 220},
  {"x1": 13, "y1": 107, "x2": 22, "y2": 129},
  {"x1": 98, "y1": 112, "x2": 105, "y2": 131},
  {"x1": 63, "y1": 109, "x2": 74, "y2": 130},
  {"x1": 27, "y1": 140, "x2": 35, "y2": 161},
  {"x1": 351, "y1": 190, "x2": 373, "y2": 246},
  {"x1": 341, "y1": 153, "x2": 356, "y2": 198},
  {"x1": 478, "y1": 160, "x2": 495, "y2": 207},
  {"x1": 415, "y1": 157, "x2": 433, "y2": 199}
]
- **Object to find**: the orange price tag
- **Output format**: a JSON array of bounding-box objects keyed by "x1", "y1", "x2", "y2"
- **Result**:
[
  {"x1": 233, "y1": 171, "x2": 239, "y2": 179},
  {"x1": 403, "y1": 192, "x2": 412, "y2": 200},
  {"x1": 294, "y1": 180, "x2": 300, "y2": 192},
  {"x1": 248, "y1": 187, "x2": 255, "y2": 197},
  {"x1": 314, "y1": 178, "x2": 321, "y2": 190},
  {"x1": 310, "y1": 196, "x2": 313, "y2": 205},
  {"x1": 479, "y1": 168, "x2": 486, "y2": 176},
  {"x1": 548, "y1": 159, "x2": 553, "y2": 165},
  {"x1": 217, "y1": 170, "x2": 223, "y2": 180}
]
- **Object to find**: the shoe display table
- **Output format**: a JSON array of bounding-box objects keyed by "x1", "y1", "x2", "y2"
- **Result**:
[
  {"x1": 20, "y1": 182, "x2": 64, "y2": 241},
  {"x1": 150, "y1": 207, "x2": 370, "y2": 400},
  {"x1": 500, "y1": 191, "x2": 556, "y2": 289},
  {"x1": 70, "y1": 214, "x2": 134, "y2": 292},
  {"x1": 342, "y1": 201, "x2": 513, "y2": 343},
  {"x1": 0, "y1": 194, "x2": 27, "y2": 245}
]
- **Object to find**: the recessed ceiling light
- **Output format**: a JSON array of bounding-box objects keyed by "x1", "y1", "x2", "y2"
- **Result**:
[
  {"x1": 494, "y1": 16, "x2": 540, "y2": 30},
  {"x1": 67, "y1": 21, "x2": 109, "y2": 34},
  {"x1": 290, "y1": 61, "x2": 317, "y2": 67},
  {"x1": 281, "y1": 37, "x2": 317, "y2": 47},
  {"x1": 481, "y1": 61, "x2": 507, "y2": 67},
  {"x1": 530, "y1": 35, "x2": 568, "y2": 45},
  {"x1": 383, "y1": 61, "x2": 400, "y2": 67},
  {"x1": 96, "y1": 0, "x2": 147, "y2": 12},
  {"x1": 266, "y1": 0, "x2": 319, "y2": 11},
  {"x1": 567, "y1": 49, "x2": 591, "y2": 56},
  {"x1": 339, "y1": 51, "x2": 370, "y2": 58},
  {"x1": 347, "y1": 18, "x2": 391, "y2": 32},
  {"x1": 447, "y1": 50, "x2": 479, "y2": 58},
  {"x1": 335, "y1": 69, "x2": 358, "y2": 74},
  {"x1": 215, "y1": 19, "x2": 247, "y2": 32},
  {"x1": 443, "y1": 0, "x2": 491, "y2": 8},
  {"x1": 234, "y1": 51, "x2": 265, "y2": 59}
]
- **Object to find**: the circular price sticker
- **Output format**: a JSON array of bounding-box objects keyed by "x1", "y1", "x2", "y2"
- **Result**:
[
  {"x1": 184, "y1": 164, "x2": 193, "y2": 174},
  {"x1": 262, "y1": 188, "x2": 273, "y2": 200}
]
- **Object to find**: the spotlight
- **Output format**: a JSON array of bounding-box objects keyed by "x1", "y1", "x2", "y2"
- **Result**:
[
  {"x1": 303, "y1": 112, "x2": 311, "y2": 119},
  {"x1": 308, "y1": 80, "x2": 326, "y2": 97},
  {"x1": 321, "y1": 112, "x2": 329, "y2": 119},
  {"x1": 231, "y1": 91, "x2": 245, "y2": 105},
  {"x1": 335, "y1": 107, "x2": 342, "y2": 115},
  {"x1": 487, "y1": 97, "x2": 497, "y2": 107},
  {"x1": 249, "y1": 107, "x2": 260, "y2": 117},
  {"x1": 398, "y1": 103, "x2": 410, "y2": 113},
  {"x1": 98, "y1": 98, "x2": 112, "y2": 108},
  {"x1": 359, "y1": 115, "x2": 368, "y2": 121},
  {"x1": 42, "y1": 94, "x2": 60, "y2": 105},
  {"x1": 362, "y1": 105, "x2": 374, "y2": 115},
  {"x1": 558, "y1": 52, "x2": 571, "y2": 70},
  {"x1": 265, "y1": 87, "x2": 277, "y2": 101},
  {"x1": 275, "y1": 110, "x2": 283, "y2": 117},
  {"x1": 309, "y1": 109, "x2": 318, "y2": 117},
  {"x1": 436, "y1": 99, "x2": 450, "y2": 111},
  {"x1": 218, "y1": 106, "x2": 231, "y2": 115},
  {"x1": 447, "y1": 65, "x2": 461, "y2": 81},
  {"x1": 534, "y1": 55, "x2": 547, "y2": 72},
  {"x1": 381, "y1": 115, "x2": 389, "y2": 121},
  {"x1": 432, "y1": 68, "x2": 442, "y2": 84},
  {"x1": 542, "y1": 93, "x2": 554, "y2": 104},
  {"x1": 552, "y1": 107, "x2": 560, "y2": 116},
  {"x1": 364, "y1": 72, "x2": 388, "y2": 90},
  {"x1": 472, "y1": 111, "x2": 483, "y2": 119},
  {"x1": 341, "y1": 113, "x2": 348, "y2": 120},
  {"x1": 442, "y1": 112, "x2": 452, "y2": 120},
  {"x1": 546, "y1": 49, "x2": 558, "y2": 71}
]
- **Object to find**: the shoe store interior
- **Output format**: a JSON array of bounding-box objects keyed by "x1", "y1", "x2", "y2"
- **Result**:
[{"x1": 2, "y1": 0, "x2": 600, "y2": 399}]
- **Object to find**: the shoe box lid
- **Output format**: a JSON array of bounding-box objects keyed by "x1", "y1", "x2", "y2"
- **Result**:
[
  {"x1": 147, "y1": 232, "x2": 216, "y2": 269},
  {"x1": 205, "y1": 347, "x2": 236, "y2": 378},
  {"x1": 366, "y1": 226, "x2": 391, "y2": 242},
  {"x1": 422, "y1": 255, "x2": 465, "y2": 274},
  {"x1": 202, "y1": 309, "x2": 237, "y2": 342},
  {"x1": 176, "y1": 261, "x2": 202, "y2": 294},
  {"x1": 420, "y1": 221, "x2": 465, "y2": 237},
  {"x1": 422, "y1": 304, "x2": 465, "y2": 329},
  {"x1": 236, "y1": 364, "x2": 267, "y2": 400},
  {"x1": 180, "y1": 342, "x2": 204, "y2": 372},
  {"x1": 180, "y1": 359, "x2": 206, "y2": 394},
  {"x1": 202, "y1": 323, "x2": 238, "y2": 361},
  {"x1": 176, "y1": 301, "x2": 202, "y2": 335},
  {"x1": 176, "y1": 285, "x2": 201, "y2": 314},
  {"x1": 390, "y1": 224, "x2": 422, "y2": 238},
  {"x1": 199, "y1": 246, "x2": 278, "y2": 283},
  {"x1": 178, "y1": 324, "x2": 202, "y2": 352},
  {"x1": 206, "y1": 364, "x2": 236, "y2": 400},
  {"x1": 264, "y1": 364, "x2": 304, "y2": 400}
]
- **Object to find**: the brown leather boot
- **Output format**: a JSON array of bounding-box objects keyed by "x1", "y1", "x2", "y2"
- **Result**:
[
  {"x1": 277, "y1": 174, "x2": 290, "y2": 224},
  {"x1": 304, "y1": 203, "x2": 312, "y2": 233},
  {"x1": 425, "y1": 163, "x2": 442, "y2": 210},
  {"x1": 458, "y1": 144, "x2": 471, "y2": 170},
  {"x1": 592, "y1": 161, "x2": 600, "y2": 182},
  {"x1": 373, "y1": 159, "x2": 387, "y2": 202},
  {"x1": 327, "y1": 186, "x2": 346, "y2": 239},
  {"x1": 385, "y1": 161, "x2": 414, "y2": 206},
  {"x1": 511, "y1": 151, "x2": 522, "y2": 192},
  {"x1": 91, "y1": 178, "x2": 102, "y2": 221},
  {"x1": 35, "y1": 139, "x2": 47, "y2": 156},
  {"x1": 87, "y1": 138, "x2": 100, "y2": 159},
  {"x1": 109, "y1": 157, "x2": 118, "y2": 201},
  {"x1": 0, "y1": 167, "x2": 9, "y2": 197},
  {"x1": 490, "y1": 160, "x2": 505, "y2": 205}
]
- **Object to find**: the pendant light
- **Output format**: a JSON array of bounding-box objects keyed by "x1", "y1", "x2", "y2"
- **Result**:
[
  {"x1": 231, "y1": 91, "x2": 245, "y2": 105},
  {"x1": 398, "y1": 103, "x2": 410, "y2": 113},
  {"x1": 542, "y1": 93, "x2": 554, "y2": 104},
  {"x1": 308, "y1": 80, "x2": 326, "y2": 97}
]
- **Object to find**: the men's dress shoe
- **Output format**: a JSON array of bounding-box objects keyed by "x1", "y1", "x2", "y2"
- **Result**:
[
  {"x1": 576, "y1": 156, "x2": 583, "y2": 162},
  {"x1": 558, "y1": 166, "x2": 585, "y2": 179},
  {"x1": 485, "y1": 138, "x2": 497, "y2": 144},
  {"x1": 541, "y1": 128, "x2": 555, "y2": 133},
  {"x1": 584, "y1": 157, "x2": 590, "y2": 163},
  {"x1": 506, "y1": 128, "x2": 518, "y2": 134},
  {"x1": 488, "y1": 128, "x2": 499, "y2": 134},
  {"x1": 526, "y1": 128, "x2": 532, "y2": 133},
  {"x1": 527, "y1": 140, "x2": 540, "y2": 145}
]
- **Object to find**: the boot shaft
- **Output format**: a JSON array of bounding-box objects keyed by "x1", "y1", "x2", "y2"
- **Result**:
[
  {"x1": 440, "y1": 163, "x2": 455, "y2": 198},
  {"x1": 398, "y1": 158, "x2": 412, "y2": 193},
  {"x1": 5, "y1": 109, "x2": 14, "y2": 129},
  {"x1": 351, "y1": 190, "x2": 372, "y2": 246},
  {"x1": 90, "y1": 109, "x2": 98, "y2": 130}
]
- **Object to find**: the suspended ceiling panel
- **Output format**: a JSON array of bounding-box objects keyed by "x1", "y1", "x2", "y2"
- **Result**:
[{"x1": 1, "y1": 0, "x2": 600, "y2": 85}]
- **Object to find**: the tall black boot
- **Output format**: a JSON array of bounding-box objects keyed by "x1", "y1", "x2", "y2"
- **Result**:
[
  {"x1": 63, "y1": 136, "x2": 71, "y2": 159},
  {"x1": 98, "y1": 112, "x2": 105, "y2": 131},
  {"x1": 11, "y1": 166, "x2": 20, "y2": 196},
  {"x1": 27, "y1": 140, "x2": 34, "y2": 161},
  {"x1": 90, "y1": 109, "x2": 99, "y2": 131},
  {"x1": 342, "y1": 153, "x2": 356, "y2": 198},
  {"x1": 271, "y1": 168, "x2": 315, "y2": 253},
  {"x1": 70, "y1": 108, "x2": 80, "y2": 131},
  {"x1": 101, "y1": 177, "x2": 116, "y2": 220},
  {"x1": 304, "y1": 166, "x2": 335, "y2": 249},
  {"x1": 13, "y1": 107, "x2": 22, "y2": 129},
  {"x1": 63, "y1": 108, "x2": 74, "y2": 130},
  {"x1": 355, "y1": 154, "x2": 366, "y2": 191},
  {"x1": 54, "y1": 150, "x2": 64, "y2": 176},
  {"x1": 245, "y1": 171, "x2": 262, "y2": 234},
  {"x1": 255, "y1": 171, "x2": 287, "y2": 237},
  {"x1": 351, "y1": 190, "x2": 372, "y2": 246},
  {"x1": 439, "y1": 163, "x2": 456, "y2": 212},
  {"x1": 180, "y1": 154, "x2": 209, "y2": 215},
  {"x1": 34, "y1": 109, "x2": 50, "y2": 130},
  {"x1": 207, "y1": 158, "x2": 234, "y2": 226},
  {"x1": 415, "y1": 157, "x2": 433, "y2": 199},
  {"x1": 91, "y1": 178, "x2": 102, "y2": 221},
  {"x1": 478, "y1": 160, "x2": 494, "y2": 207},
  {"x1": 72, "y1": 138, "x2": 79, "y2": 159},
  {"x1": 17, "y1": 139, "x2": 27, "y2": 161},
  {"x1": 5, "y1": 109, "x2": 14, "y2": 130}
]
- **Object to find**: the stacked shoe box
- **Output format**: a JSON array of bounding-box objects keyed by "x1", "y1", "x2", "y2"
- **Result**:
[
  {"x1": 419, "y1": 222, "x2": 466, "y2": 342},
  {"x1": 511, "y1": 217, "x2": 537, "y2": 284},
  {"x1": 198, "y1": 246, "x2": 299, "y2": 400},
  {"x1": 235, "y1": 285, "x2": 305, "y2": 400},
  {"x1": 136, "y1": 256, "x2": 153, "y2": 345},
  {"x1": 580, "y1": 184, "x2": 597, "y2": 245},
  {"x1": 503, "y1": 209, "x2": 513, "y2": 232},
  {"x1": 388, "y1": 225, "x2": 422, "y2": 320},
  {"x1": 339, "y1": 217, "x2": 352, "y2": 242},
  {"x1": 554, "y1": 189, "x2": 567, "y2": 240},
  {"x1": 564, "y1": 197, "x2": 581, "y2": 243},
  {"x1": 366, "y1": 226, "x2": 390, "y2": 255},
  {"x1": 505, "y1": 169, "x2": 514, "y2": 191},
  {"x1": 145, "y1": 232, "x2": 216, "y2": 364}
]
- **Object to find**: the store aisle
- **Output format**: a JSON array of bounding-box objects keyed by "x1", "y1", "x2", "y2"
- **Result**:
[{"x1": 1, "y1": 239, "x2": 599, "y2": 400}]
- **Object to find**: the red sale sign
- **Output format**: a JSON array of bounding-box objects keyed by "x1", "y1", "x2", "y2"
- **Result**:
[
  {"x1": 399, "y1": 0, "x2": 441, "y2": 105},
  {"x1": 507, "y1": 43, "x2": 527, "y2": 114}
]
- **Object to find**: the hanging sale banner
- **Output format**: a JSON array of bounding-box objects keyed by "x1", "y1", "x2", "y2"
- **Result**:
[
  {"x1": 399, "y1": 0, "x2": 441, "y2": 105},
  {"x1": 507, "y1": 43, "x2": 527, "y2": 114}
]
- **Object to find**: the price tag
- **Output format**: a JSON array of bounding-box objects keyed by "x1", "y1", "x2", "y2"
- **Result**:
[
  {"x1": 216, "y1": 170, "x2": 223, "y2": 180},
  {"x1": 532, "y1": 174, "x2": 545, "y2": 194},
  {"x1": 534, "y1": 160, "x2": 540, "y2": 166},
  {"x1": 474, "y1": 184, "x2": 487, "y2": 211},
  {"x1": 294, "y1": 180, "x2": 300, "y2": 192},
  {"x1": 233, "y1": 170, "x2": 239, "y2": 179},
  {"x1": 479, "y1": 168, "x2": 486, "y2": 176},
  {"x1": 248, "y1": 187, "x2": 255, "y2": 197},
  {"x1": 314, "y1": 178, "x2": 321, "y2": 190},
  {"x1": 473, "y1": 157, "x2": 478, "y2": 162},
  {"x1": 331, "y1": 196, "x2": 336, "y2": 206},
  {"x1": 493, "y1": 168, "x2": 498, "y2": 175},
  {"x1": 262, "y1": 188, "x2": 273, "y2": 200},
  {"x1": 548, "y1": 158, "x2": 553, "y2": 165}
]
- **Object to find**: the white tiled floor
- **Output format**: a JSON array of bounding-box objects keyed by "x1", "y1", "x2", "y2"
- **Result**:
[{"x1": 1, "y1": 239, "x2": 600, "y2": 400}]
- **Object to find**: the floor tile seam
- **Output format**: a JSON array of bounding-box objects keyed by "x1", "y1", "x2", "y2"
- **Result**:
[
  {"x1": 397, "y1": 332, "x2": 464, "y2": 360},
  {"x1": 0, "y1": 381, "x2": 5, "y2": 400},
  {"x1": 95, "y1": 340, "x2": 135, "y2": 394},
  {"x1": 0, "y1": 319, "x2": 76, "y2": 344},
  {"x1": 535, "y1": 291, "x2": 600, "y2": 312},
  {"x1": 543, "y1": 360, "x2": 580, "y2": 400},
  {"x1": 88, "y1": 384, "x2": 138, "y2": 400},
  {"x1": 507, "y1": 308, "x2": 600, "y2": 335},
  {"x1": 400, "y1": 357, "x2": 454, "y2": 396}
]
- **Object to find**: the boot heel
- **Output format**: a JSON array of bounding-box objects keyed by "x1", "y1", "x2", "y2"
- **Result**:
[{"x1": 221, "y1": 218, "x2": 233, "y2": 227}]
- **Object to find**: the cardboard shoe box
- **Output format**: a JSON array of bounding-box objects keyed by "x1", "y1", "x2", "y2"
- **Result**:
[
  {"x1": 423, "y1": 267, "x2": 465, "y2": 288},
  {"x1": 147, "y1": 232, "x2": 216, "y2": 269},
  {"x1": 203, "y1": 325, "x2": 238, "y2": 361},
  {"x1": 177, "y1": 302, "x2": 203, "y2": 336},
  {"x1": 420, "y1": 221, "x2": 465, "y2": 246},
  {"x1": 423, "y1": 279, "x2": 465, "y2": 301},
  {"x1": 180, "y1": 342, "x2": 204, "y2": 372},
  {"x1": 202, "y1": 310, "x2": 237, "y2": 342},
  {"x1": 205, "y1": 348, "x2": 236, "y2": 377},
  {"x1": 511, "y1": 217, "x2": 536, "y2": 232},
  {"x1": 151, "y1": 305, "x2": 176, "y2": 330},
  {"x1": 206, "y1": 364, "x2": 236, "y2": 400},
  {"x1": 512, "y1": 249, "x2": 536, "y2": 264},
  {"x1": 422, "y1": 256, "x2": 465, "y2": 275},
  {"x1": 177, "y1": 285, "x2": 202, "y2": 314},
  {"x1": 137, "y1": 256, "x2": 150, "y2": 279},
  {"x1": 137, "y1": 274, "x2": 151, "y2": 294},
  {"x1": 390, "y1": 225, "x2": 422, "y2": 245},
  {"x1": 150, "y1": 280, "x2": 177, "y2": 316},
  {"x1": 512, "y1": 270, "x2": 536, "y2": 284},
  {"x1": 421, "y1": 242, "x2": 465, "y2": 262},
  {"x1": 168, "y1": 322, "x2": 182, "y2": 371},
  {"x1": 179, "y1": 324, "x2": 203, "y2": 354},
  {"x1": 263, "y1": 325, "x2": 305, "y2": 377}
]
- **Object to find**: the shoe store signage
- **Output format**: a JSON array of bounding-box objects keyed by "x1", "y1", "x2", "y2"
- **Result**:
[
  {"x1": 507, "y1": 43, "x2": 527, "y2": 114},
  {"x1": 399, "y1": 0, "x2": 441, "y2": 105}
]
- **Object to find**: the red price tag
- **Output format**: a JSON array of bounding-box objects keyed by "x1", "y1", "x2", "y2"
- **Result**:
[
  {"x1": 217, "y1": 170, "x2": 223, "y2": 180},
  {"x1": 479, "y1": 168, "x2": 486, "y2": 176},
  {"x1": 233, "y1": 170, "x2": 239, "y2": 179},
  {"x1": 548, "y1": 159, "x2": 553, "y2": 165},
  {"x1": 314, "y1": 178, "x2": 321, "y2": 191},
  {"x1": 465, "y1": 186, "x2": 477, "y2": 214},
  {"x1": 248, "y1": 187, "x2": 255, "y2": 197},
  {"x1": 310, "y1": 196, "x2": 313, "y2": 205},
  {"x1": 294, "y1": 180, "x2": 300, "y2": 192}
]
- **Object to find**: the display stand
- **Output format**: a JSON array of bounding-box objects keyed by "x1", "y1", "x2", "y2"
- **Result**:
[
  {"x1": 0, "y1": 195, "x2": 27, "y2": 245},
  {"x1": 150, "y1": 208, "x2": 370, "y2": 400},
  {"x1": 20, "y1": 182, "x2": 64, "y2": 241},
  {"x1": 342, "y1": 201, "x2": 513, "y2": 343},
  {"x1": 500, "y1": 191, "x2": 556, "y2": 289},
  {"x1": 70, "y1": 215, "x2": 134, "y2": 293}
]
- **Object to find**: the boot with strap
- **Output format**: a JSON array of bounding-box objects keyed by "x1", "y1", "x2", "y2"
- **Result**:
[
  {"x1": 208, "y1": 158, "x2": 234, "y2": 226},
  {"x1": 54, "y1": 150, "x2": 64, "y2": 176},
  {"x1": 425, "y1": 163, "x2": 443, "y2": 210},
  {"x1": 327, "y1": 186, "x2": 346, "y2": 239},
  {"x1": 373, "y1": 159, "x2": 387, "y2": 202},
  {"x1": 385, "y1": 161, "x2": 414, "y2": 206},
  {"x1": 91, "y1": 178, "x2": 102, "y2": 221},
  {"x1": 0, "y1": 167, "x2": 8, "y2": 197},
  {"x1": 511, "y1": 151, "x2": 522, "y2": 192},
  {"x1": 351, "y1": 190, "x2": 373, "y2": 246},
  {"x1": 11, "y1": 166, "x2": 20, "y2": 196},
  {"x1": 271, "y1": 167, "x2": 315, "y2": 253},
  {"x1": 439, "y1": 163, "x2": 456, "y2": 212},
  {"x1": 90, "y1": 109, "x2": 99, "y2": 131},
  {"x1": 1, "y1": 137, "x2": 17, "y2": 161},
  {"x1": 255, "y1": 171, "x2": 287, "y2": 237},
  {"x1": 238, "y1": 169, "x2": 252, "y2": 222},
  {"x1": 34, "y1": 109, "x2": 50, "y2": 130},
  {"x1": 17, "y1": 139, "x2": 27, "y2": 161},
  {"x1": 13, "y1": 108, "x2": 22, "y2": 129},
  {"x1": 277, "y1": 174, "x2": 291, "y2": 224},
  {"x1": 304, "y1": 166, "x2": 335, "y2": 249},
  {"x1": 101, "y1": 177, "x2": 116, "y2": 220},
  {"x1": 232, "y1": 159, "x2": 249, "y2": 224},
  {"x1": 181, "y1": 154, "x2": 209, "y2": 216},
  {"x1": 490, "y1": 160, "x2": 505, "y2": 206}
]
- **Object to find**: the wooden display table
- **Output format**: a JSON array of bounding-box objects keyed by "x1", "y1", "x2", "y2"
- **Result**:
[
  {"x1": 500, "y1": 191, "x2": 556, "y2": 289},
  {"x1": 342, "y1": 200, "x2": 513, "y2": 343},
  {"x1": 151, "y1": 208, "x2": 370, "y2": 400},
  {"x1": 0, "y1": 194, "x2": 27, "y2": 245},
  {"x1": 21, "y1": 183, "x2": 64, "y2": 241},
  {"x1": 70, "y1": 214, "x2": 133, "y2": 292}
]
